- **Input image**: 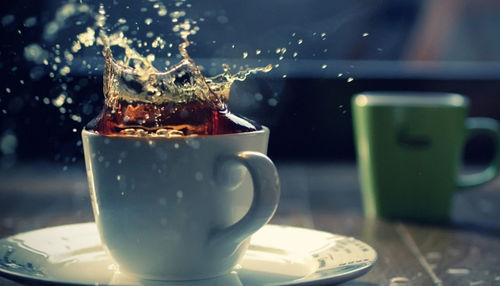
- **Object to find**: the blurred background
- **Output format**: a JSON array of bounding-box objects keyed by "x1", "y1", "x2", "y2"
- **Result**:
[
  {"x1": 2, "y1": 0, "x2": 500, "y2": 171},
  {"x1": 2, "y1": 0, "x2": 500, "y2": 168}
]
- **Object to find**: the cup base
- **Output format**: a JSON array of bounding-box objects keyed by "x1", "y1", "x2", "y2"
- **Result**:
[{"x1": 110, "y1": 270, "x2": 243, "y2": 285}]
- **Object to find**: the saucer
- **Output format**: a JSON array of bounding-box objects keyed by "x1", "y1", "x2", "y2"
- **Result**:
[{"x1": 0, "y1": 223, "x2": 376, "y2": 285}]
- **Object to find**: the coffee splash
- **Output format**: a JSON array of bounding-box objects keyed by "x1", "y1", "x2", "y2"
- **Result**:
[
  {"x1": 100, "y1": 31, "x2": 271, "y2": 107},
  {"x1": 82, "y1": 15, "x2": 271, "y2": 137}
]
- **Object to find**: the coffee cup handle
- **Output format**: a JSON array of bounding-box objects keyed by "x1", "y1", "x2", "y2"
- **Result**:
[
  {"x1": 210, "y1": 151, "x2": 280, "y2": 248},
  {"x1": 457, "y1": 117, "x2": 500, "y2": 188}
]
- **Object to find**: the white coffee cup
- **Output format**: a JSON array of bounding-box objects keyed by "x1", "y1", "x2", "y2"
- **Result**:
[{"x1": 82, "y1": 127, "x2": 280, "y2": 281}]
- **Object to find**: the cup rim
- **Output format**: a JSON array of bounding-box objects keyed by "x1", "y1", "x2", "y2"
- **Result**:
[
  {"x1": 81, "y1": 125, "x2": 269, "y2": 140},
  {"x1": 353, "y1": 91, "x2": 468, "y2": 107}
]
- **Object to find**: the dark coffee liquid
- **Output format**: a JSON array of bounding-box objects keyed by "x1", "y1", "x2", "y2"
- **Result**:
[{"x1": 87, "y1": 99, "x2": 260, "y2": 136}]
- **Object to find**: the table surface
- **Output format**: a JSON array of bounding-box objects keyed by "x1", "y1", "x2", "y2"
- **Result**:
[{"x1": 0, "y1": 162, "x2": 499, "y2": 286}]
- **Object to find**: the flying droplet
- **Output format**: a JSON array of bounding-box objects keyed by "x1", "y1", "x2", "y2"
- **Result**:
[
  {"x1": 59, "y1": 66, "x2": 71, "y2": 76},
  {"x1": 158, "y1": 8, "x2": 167, "y2": 16}
]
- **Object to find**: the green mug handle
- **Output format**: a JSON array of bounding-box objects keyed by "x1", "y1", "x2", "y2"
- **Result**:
[{"x1": 457, "y1": 117, "x2": 500, "y2": 188}]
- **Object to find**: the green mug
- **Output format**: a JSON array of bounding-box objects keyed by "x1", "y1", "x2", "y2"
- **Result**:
[{"x1": 352, "y1": 92, "x2": 500, "y2": 221}]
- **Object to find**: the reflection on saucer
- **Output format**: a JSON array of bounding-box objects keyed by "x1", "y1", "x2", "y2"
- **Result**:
[{"x1": 0, "y1": 223, "x2": 377, "y2": 285}]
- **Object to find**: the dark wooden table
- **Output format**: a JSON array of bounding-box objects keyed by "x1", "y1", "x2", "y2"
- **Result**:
[{"x1": 1, "y1": 162, "x2": 499, "y2": 285}]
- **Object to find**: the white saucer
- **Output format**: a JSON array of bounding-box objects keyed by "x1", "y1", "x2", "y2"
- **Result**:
[{"x1": 0, "y1": 223, "x2": 376, "y2": 285}]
